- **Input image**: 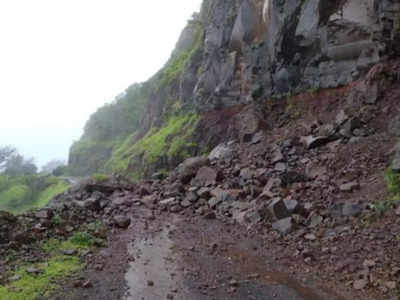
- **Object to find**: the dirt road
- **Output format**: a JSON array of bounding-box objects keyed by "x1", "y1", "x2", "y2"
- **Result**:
[{"x1": 53, "y1": 206, "x2": 346, "y2": 300}]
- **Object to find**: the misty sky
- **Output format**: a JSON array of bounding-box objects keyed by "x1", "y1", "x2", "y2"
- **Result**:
[{"x1": 0, "y1": 0, "x2": 202, "y2": 167}]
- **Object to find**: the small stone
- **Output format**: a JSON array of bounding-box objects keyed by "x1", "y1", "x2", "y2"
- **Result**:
[
  {"x1": 82, "y1": 280, "x2": 93, "y2": 288},
  {"x1": 26, "y1": 267, "x2": 41, "y2": 274},
  {"x1": 302, "y1": 136, "x2": 332, "y2": 149},
  {"x1": 147, "y1": 280, "x2": 154, "y2": 287},
  {"x1": 268, "y1": 198, "x2": 291, "y2": 220},
  {"x1": 336, "y1": 110, "x2": 349, "y2": 125},
  {"x1": 229, "y1": 279, "x2": 239, "y2": 287},
  {"x1": 275, "y1": 163, "x2": 287, "y2": 172},
  {"x1": 353, "y1": 279, "x2": 368, "y2": 290},
  {"x1": 305, "y1": 234, "x2": 317, "y2": 241},
  {"x1": 180, "y1": 199, "x2": 192, "y2": 208},
  {"x1": 339, "y1": 181, "x2": 360, "y2": 192},
  {"x1": 272, "y1": 217, "x2": 293, "y2": 235},
  {"x1": 363, "y1": 259, "x2": 376, "y2": 268},
  {"x1": 342, "y1": 203, "x2": 362, "y2": 217},
  {"x1": 309, "y1": 215, "x2": 323, "y2": 228},
  {"x1": 61, "y1": 249, "x2": 78, "y2": 256},
  {"x1": 395, "y1": 206, "x2": 400, "y2": 216},
  {"x1": 385, "y1": 281, "x2": 396, "y2": 290},
  {"x1": 9, "y1": 275, "x2": 21, "y2": 282},
  {"x1": 283, "y1": 199, "x2": 298, "y2": 213},
  {"x1": 113, "y1": 215, "x2": 131, "y2": 228},
  {"x1": 204, "y1": 211, "x2": 216, "y2": 220}
]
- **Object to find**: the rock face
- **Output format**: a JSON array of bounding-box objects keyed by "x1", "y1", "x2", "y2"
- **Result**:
[
  {"x1": 193, "y1": 0, "x2": 399, "y2": 111},
  {"x1": 68, "y1": 0, "x2": 400, "y2": 178}
]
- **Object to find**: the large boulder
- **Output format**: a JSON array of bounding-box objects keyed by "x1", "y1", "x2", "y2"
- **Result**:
[
  {"x1": 177, "y1": 157, "x2": 209, "y2": 184},
  {"x1": 208, "y1": 144, "x2": 233, "y2": 161},
  {"x1": 191, "y1": 167, "x2": 223, "y2": 187}
]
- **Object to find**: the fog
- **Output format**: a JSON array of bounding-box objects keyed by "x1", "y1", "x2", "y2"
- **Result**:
[{"x1": 0, "y1": 0, "x2": 202, "y2": 167}]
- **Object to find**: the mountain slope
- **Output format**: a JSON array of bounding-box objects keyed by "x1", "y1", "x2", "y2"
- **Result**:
[{"x1": 69, "y1": 0, "x2": 400, "y2": 180}]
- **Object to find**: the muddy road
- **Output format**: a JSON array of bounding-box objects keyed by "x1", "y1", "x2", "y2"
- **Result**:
[{"x1": 53, "y1": 206, "x2": 347, "y2": 300}]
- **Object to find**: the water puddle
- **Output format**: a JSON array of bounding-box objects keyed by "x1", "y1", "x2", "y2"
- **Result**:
[{"x1": 124, "y1": 226, "x2": 193, "y2": 300}]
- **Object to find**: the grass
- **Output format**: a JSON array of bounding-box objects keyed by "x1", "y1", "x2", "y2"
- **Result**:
[
  {"x1": 0, "y1": 175, "x2": 70, "y2": 214},
  {"x1": 0, "y1": 184, "x2": 30, "y2": 212},
  {"x1": 92, "y1": 173, "x2": 110, "y2": 183},
  {"x1": 370, "y1": 168, "x2": 400, "y2": 215},
  {"x1": 0, "y1": 231, "x2": 96, "y2": 300},
  {"x1": 35, "y1": 182, "x2": 69, "y2": 208},
  {"x1": 0, "y1": 256, "x2": 80, "y2": 300},
  {"x1": 385, "y1": 167, "x2": 400, "y2": 195},
  {"x1": 106, "y1": 112, "x2": 200, "y2": 177},
  {"x1": 157, "y1": 23, "x2": 203, "y2": 89}
]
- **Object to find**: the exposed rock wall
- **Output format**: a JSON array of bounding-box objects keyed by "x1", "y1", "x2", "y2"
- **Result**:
[
  {"x1": 69, "y1": 0, "x2": 400, "y2": 178},
  {"x1": 191, "y1": 0, "x2": 400, "y2": 112}
]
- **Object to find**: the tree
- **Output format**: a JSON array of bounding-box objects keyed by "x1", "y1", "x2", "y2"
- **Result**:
[
  {"x1": 0, "y1": 146, "x2": 16, "y2": 171},
  {"x1": 41, "y1": 159, "x2": 66, "y2": 174},
  {"x1": 4, "y1": 154, "x2": 37, "y2": 176}
]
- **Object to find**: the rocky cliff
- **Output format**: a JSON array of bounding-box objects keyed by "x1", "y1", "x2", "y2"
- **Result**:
[{"x1": 69, "y1": 0, "x2": 400, "y2": 179}]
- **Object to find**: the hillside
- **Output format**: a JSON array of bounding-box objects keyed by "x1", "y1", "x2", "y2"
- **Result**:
[
  {"x1": 69, "y1": 0, "x2": 400, "y2": 180},
  {"x1": 3, "y1": 1, "x2": 400, "y2": 299}
]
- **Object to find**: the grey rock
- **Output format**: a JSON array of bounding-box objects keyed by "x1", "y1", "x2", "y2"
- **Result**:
[
  {"x1": 336, "y1": 110, "x2": 349, "y2": 126},
  {"x1": 185, "y1": 192, "x2": 198, "y2": 203},
  {"x1": 61, "y1": 249, "x2": 78, "y2": 256},
  {"x1": 339, "y1": 181, "x2": 360, "y2": 192},
  {"x1": 177, "y1": 157, "x2": 209, "y2": 184},
  {"x1": 180, "y1": 199, "x2": 192, "y2": 208},
  {"x1": 208, "y1": 144, "x2": 233, "y2": 161},
  {"x1": 272, "y1": 217, "x2": 293, "y2": 235},
  {"x1": 170, "y1": 205, "x2": 182, "y2": 213},
  {"x1": 160, "y1": 197, "x2": 176, "y2": 206},
  {"x1": 340, "y1": 117, "x2": 361, "y2": 138},
  {"x1": 268, "y1": 198, "x2": 291, "y2": 220},
  {"x1": 208, "y1": 197, "x2": 220, "y2": 209},
  {"x1": 329, "y1": 202, "x2": 362, "y2": 218},
  {"x1": 342, "y1": 203, "x2": 363, "y2": 217},
  {"x1": 113, "y1": 215, "x2": 131, "y2": 228},
  {"x1": 203, "y1": 211, "x2": 216, "y2": 220},
  {"x1": 309, "y1": 214, "x2": 323, "y2": 228},
  {"x1": 34, "y1": 209, "x2": 54, "y2": 220},
  {"x1": 283, "y1": 199, "x2": 298, "y2": 214},
  {"x1": 302, "y1": 136, "x2": 332, "y2": 149},
  {"x1": 240, "y1": 168, "x2": 253, "y2": 180},
  {"x1": 271, "y1": 148, "x2": 284, "y2": 164},
  {"x1": 389, "y1": 115, "x2": 400, "y2": 137},
  {"x1": 197, "y1": 187, "x2": 211, "y2": 199},
  {"x1": 192, "y1": 167, "x2": 221, "y2": 186},
  {"x1": 275, "y1": 162, "x2": 287, "y2": 172},
  {"x1": 260, "y1": 178, "x2": 281, "y2": 199}
]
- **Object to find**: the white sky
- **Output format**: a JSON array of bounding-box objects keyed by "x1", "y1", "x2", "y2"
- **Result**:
[{"x1": 0, "y1": 0, "x2": 202, "y2": 167}]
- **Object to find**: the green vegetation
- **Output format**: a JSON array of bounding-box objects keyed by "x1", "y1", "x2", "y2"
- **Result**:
[
  {"x1": 372, "y1": 168, "x2": 400, "y2": 215},
  {"x1": 0, "y1": 231, "x2": 98, "y2": 300},
  {"x1": 157, "y1": 23, "x2": 203, "y2": 89},
  {"x1": 0, "y1": 256, "x2": 80, "y2": 300},
  {"x1": 106, "y1": 112, "x2": 199, "y2": 178},
  {"x1": 68, "y1": 20, "x2": 205, "y2": 179},
  {"x1": 68, "y1": 83, "x2": 149, "y2": 176},
  {"x1": 0, "y1": 175, "x2": 69, "y2": 214},
  {"x1": 92, "y1": 173, "x2": 110, "y2": 183},
  {"x1": 385, "y1": 167, "x2": 400, "y2": 195}
]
